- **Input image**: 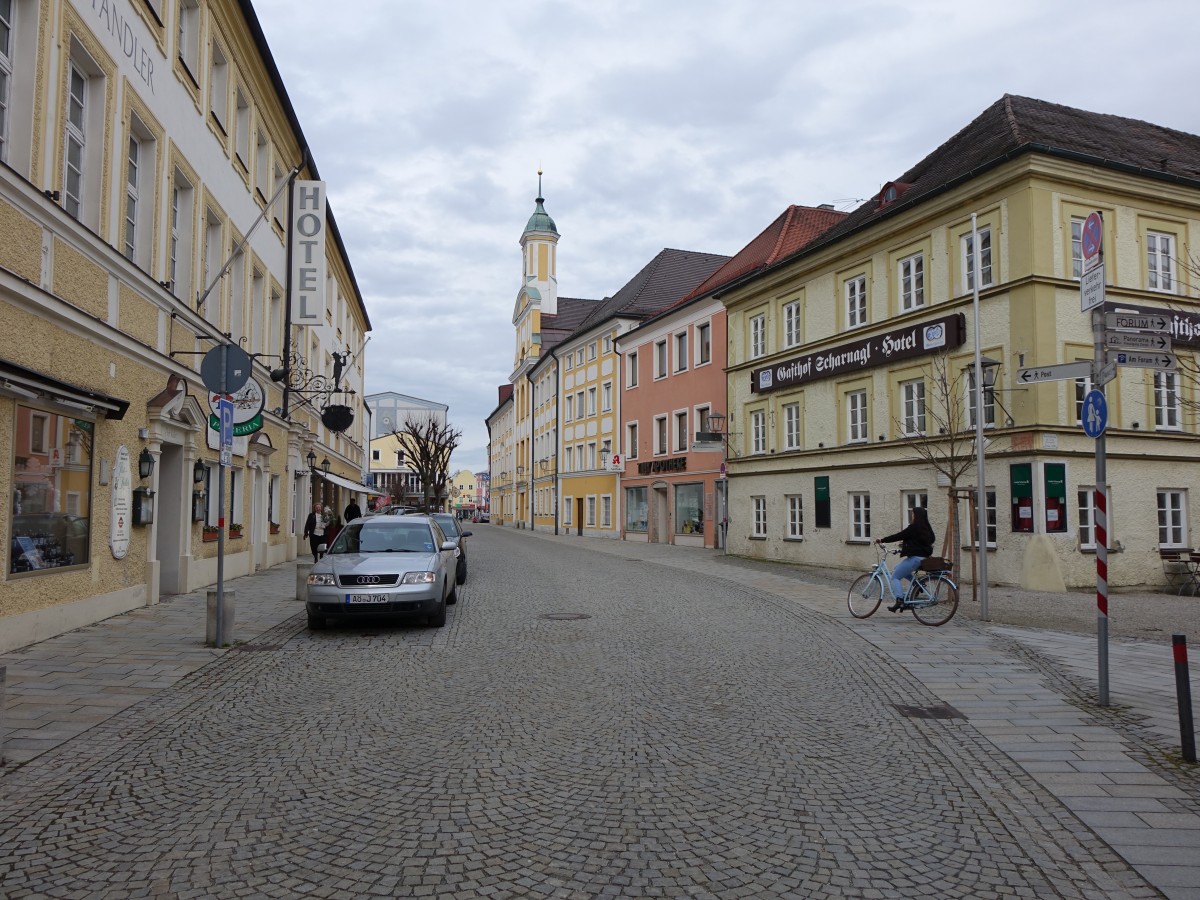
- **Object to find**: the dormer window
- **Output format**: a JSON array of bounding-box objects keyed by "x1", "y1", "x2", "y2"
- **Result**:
[{"x1": 876, "y1": 181, "x2": 912, "y2": 209}]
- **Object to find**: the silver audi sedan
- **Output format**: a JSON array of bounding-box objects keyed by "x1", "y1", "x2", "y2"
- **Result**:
[{"x1": 305, "y1": 515, "x2": 458, "y2": 630}]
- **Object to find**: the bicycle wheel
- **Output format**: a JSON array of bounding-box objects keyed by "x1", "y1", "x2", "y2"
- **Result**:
[
  {"x1": 911, "y1": 575, "x2": 959, "y2": 626},
  {"x1": 847, "y1": 573, "x2": 885, "y2": 618}
]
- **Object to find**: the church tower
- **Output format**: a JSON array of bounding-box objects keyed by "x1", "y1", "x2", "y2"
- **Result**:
[{"x1": 519, "y1": 171, "x2": 559, "y2": 316}]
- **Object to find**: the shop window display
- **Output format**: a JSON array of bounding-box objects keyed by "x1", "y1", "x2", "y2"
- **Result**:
[
  {"x1": 625, "y1": 486, "x2": 647, "y2": 532},
  {"x1": 674, "y1": 483, "x2": 704, "y2": 535},
  {"x1": 10, "y1": 406, "x2": 93, "y2": 574}
]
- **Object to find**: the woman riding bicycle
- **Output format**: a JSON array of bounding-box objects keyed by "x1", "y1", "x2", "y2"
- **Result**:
[{"x1": 876, "y1": 507, "x2": 935, "y2": 611}]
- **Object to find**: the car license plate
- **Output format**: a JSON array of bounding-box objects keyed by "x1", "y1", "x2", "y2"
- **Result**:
[{"x1": 346, "y1": 593, "x2": 389, "y2": 604}]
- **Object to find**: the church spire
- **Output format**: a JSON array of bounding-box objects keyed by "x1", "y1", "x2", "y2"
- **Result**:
[{"x1": 524, "y1": 169, "x2": 558, "y2": 236}]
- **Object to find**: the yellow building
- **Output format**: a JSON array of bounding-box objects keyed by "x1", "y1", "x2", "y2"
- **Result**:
[
  {"x1": 486, "y1": 384, "x2": 515, "y2": 525},
  {"x1": 719, "y1": 95, "x2": 1200, "y2": 590},
  {"x1": 449, "y1": 469, "x2": 477, "y2": 516},
  {"x1": 0, "y1": 0, "x2": 371, "y2": 651}
]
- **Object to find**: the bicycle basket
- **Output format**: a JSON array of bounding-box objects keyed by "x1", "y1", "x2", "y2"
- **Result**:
[{"x1": 918, "y1": 557, "x2": 953, "y2": 572}]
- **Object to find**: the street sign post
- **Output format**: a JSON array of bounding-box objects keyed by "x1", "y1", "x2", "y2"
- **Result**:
[
  {"x1": 1081, "y1": 389, "x2": 1107, "y2": 438},
  {"x1": 218, "y1": 396, "x2": 234, "y2": 466},
  {"x1": 1017, "y1": 361, "x2": 1093, "y2": 384},
  {"x1": 1081, "y1": 212, "x2": 1103, "y2": 273},
  {"x1": 1105, "y1": 331, "x2": 1171, "y2": 352},
  {"x1": 1081, "y1": 265, "x2": 1105, "y2": 312},
  {"x1": 1113, "y1": 351, "x2": 1176, "y2": 371},
  {"x1": 1106, "y1": 311, "x2": 1170, "y2": 333}
]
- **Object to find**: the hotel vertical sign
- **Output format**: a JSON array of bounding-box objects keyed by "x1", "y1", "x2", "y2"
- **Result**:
[{"x1": 290, "y1": 181, "x2": 327, "y2": 326}]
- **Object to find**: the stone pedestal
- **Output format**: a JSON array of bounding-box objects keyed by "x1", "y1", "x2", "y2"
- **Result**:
[{"x1": 206, "y1": 590, "x2": 236, "y2": 647}]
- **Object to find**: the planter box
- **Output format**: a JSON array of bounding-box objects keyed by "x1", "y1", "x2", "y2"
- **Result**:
[{"x1": 202, "y1": 530, "x2": 219, "y2": 543}]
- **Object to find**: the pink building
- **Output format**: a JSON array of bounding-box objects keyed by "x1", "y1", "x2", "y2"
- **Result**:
[{"x1": 615, "y1": 206, "x2": 846, "y2": 549}]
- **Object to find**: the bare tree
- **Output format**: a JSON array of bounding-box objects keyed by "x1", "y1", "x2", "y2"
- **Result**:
[
  {"x1": 894, "y1": 351, "x2": 1004, "y2": 578},
  {"x1": 392, "y1": 416, "x2": 462, "y2": 512}
]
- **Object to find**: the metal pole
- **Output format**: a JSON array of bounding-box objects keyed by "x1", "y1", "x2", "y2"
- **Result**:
[
  {"x1": 971, "y1": 213, "x2": 989, "y2": 621},
  {"x1": 1093, "y1": 307, "x2": 1109, "y2": 706},
  {"x1": 1173, "y1": 634, "x2": 1196, "y2": 763},
  {"x1": 216, "y1": 344, "x2": 226, "y2": 646}
]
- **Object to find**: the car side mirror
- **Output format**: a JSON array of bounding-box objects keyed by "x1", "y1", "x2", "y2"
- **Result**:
[
  {"x1": 460, "y1": 530, "x2": 473, "y2": 537},
  {"x1": 440, "y1": 540, "x2": 456, "y2": 551}
]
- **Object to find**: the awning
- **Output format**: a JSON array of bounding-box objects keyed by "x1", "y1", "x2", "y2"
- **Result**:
[
  {"x1": 313, "y1": 468, "x2": 387, "y2": 496},
  {"x1": 0, "y1": 358, "x2": 129, "y2": 420}
]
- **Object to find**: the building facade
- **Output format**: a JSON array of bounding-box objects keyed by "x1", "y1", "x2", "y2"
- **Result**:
[{"x1": 0, "y1": 0, "x2": 371, "y2": 652}]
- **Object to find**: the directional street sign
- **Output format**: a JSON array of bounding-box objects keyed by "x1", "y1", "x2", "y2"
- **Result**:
[
  {"x1": 1017, "y1": 361, "x2": 1093, "y2": 384},
  {"x1": 1105, "y1": 331, "x2": 1171, "y2": 352},
  {"x1": 1081, "y1": 389, "x2": 1107, "y2": 439},
  {"x1": 1080, "y1": 264, "x2": 1105, "y2": 312},
  {"x1": 1098, "y1": 360, "x2": 1117, "y2": 386},
  {"x1": 1081, "y1": 212, "x2": 1103, "y2": 273},
  {"x1": 1113, "y1": 351, "x2": 1176, "y2": 371},
  {"x1": 218, "y1": 396, "x2": 234, "y2": 466},
  {"x1": 1106, "y1": 311, "x2": 1170, "y2": 333}
]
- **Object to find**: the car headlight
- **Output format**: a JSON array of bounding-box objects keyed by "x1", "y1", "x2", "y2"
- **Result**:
[
  {"x1": 400, "y1": 571, "x2": 436, "y2": 585},
  {"x1": 307, "y1": 572, "x2": 336, "y2": 586}
]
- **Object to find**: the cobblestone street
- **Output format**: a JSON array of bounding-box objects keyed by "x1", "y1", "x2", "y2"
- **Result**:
[{"x1": 1, "y1": 526, "x2": 1194, "y2": 898}]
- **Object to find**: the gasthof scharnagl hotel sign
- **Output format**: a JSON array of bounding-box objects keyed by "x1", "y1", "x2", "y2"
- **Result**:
[{"x1": 750, "y1": 313, "x2": 966, "y2": 394}]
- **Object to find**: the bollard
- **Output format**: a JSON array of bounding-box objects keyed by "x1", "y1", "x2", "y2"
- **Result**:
[
  {"x1": 0, "y1": 664, "x2": 6, "y2": 766},
  {"x1": 1173, "y1": 634, "x2": 1196, "y2": 763},
  {"x1": 296, "y1": 563, "x2": 313, "y2": 602},
  {"x1": 206, "y1": 589, "x2": 237, "y2": 647}
]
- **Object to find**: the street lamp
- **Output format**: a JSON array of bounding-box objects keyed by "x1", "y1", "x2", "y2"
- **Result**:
[
  {"x1": 137, "y1": 447, "x2": 155, "y2": 480},
  {"x1": 600, "y1": 440, "x2": 611, "y2": 470},
  {"x1": 306, "y1": 449, "x2": 316, "y2": 470},
  {"x1": 321, "y1": 457, "x2": 331, "y2": 477}
]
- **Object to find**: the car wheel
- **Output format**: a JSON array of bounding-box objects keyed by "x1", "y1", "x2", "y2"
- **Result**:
[
  {"x1": 428, "y1": 596, "x2": 448, "y2": 626},
  {"x1": 446, "y1": 580, "x2": 458, "y2": 605},
  {"x1": 307, "y1": 610, "x2": 326, "y2": 630},
  {"x1": 456, "y1": 560, "x2": 467, "y2": 585}
]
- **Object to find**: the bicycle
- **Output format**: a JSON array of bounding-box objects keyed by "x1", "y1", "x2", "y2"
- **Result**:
[{"x1": 847, "y1": 544, "x2": 959, "y2": 626}]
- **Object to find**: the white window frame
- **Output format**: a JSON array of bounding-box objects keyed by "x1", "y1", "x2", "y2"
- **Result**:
[
  {"x1": 123, "y1": 132, "x2": 141, "y2": 261},
  {"x1": 626, "y1": 422, "x2": 638, "y2": 460},
  {"x1": 967, "y1": 489, "x2": 998, "y2": 549},
  {"x1": 254, "y1": 129, "x2": 269, "y2": 200},
  {"x1": 562, "y1": 496, "x2": 573, "y2": 526},
  {"x1": 846, "y1": 275, "x2": 867, "y2": 329},
  {"x1": 965, "y1": 368, "x2": 996, "y2": 429},
  {"x1": 626, "y1": 350, "x2": 638, "y2": 388},
  {"x1": 170, "y1": 169, "x2": 194, "y2": 299},
  {"x1": 898, "y1": 253, "x2": 925, "y2": 311},
  {"x1": 901, "y1": 379, "x2": 926, "y2": 436},
  {"x1": 602, "y1": 381, "x2": 612, "y2": 412},
  {"x1": 752, "y1": 496, "x2": 767, "y2": 538},
  {"x1": 903, "y1": 491, "x2": 928, "y2": 521},
  {"x1": 847, "y1": 389, "x2": 868, "y2": 443},
  {"x1": 1158, "y1": 490, "x2": 1188, "y2": 548},
  {"x1": 586, "y1": 387, "x2": 597, "y2": 417},
  {"x1": 1147, "y1": 231, "x2": 1175, "y2": 293},
  {"x1": 751, "y1": 409, "x2": 766, "y2": 454},
  {"x1": 1077, "y1": 485, "x2": 1113, "y2": 551},
  {"x1": 209, "y1": 40, "x2": 229, "y2": 130},
  {"x1": 962, "y1": 226, "x2": 993, "y2": 291},
  {"x1": 1070, "y1": 217, "x2": 1084, "y2": 280},
  {"x1": 564, "y1": 394, "x2": 574, "y2": 422},
  {"x1": 178, "y1": 0, "x2": 200, "y2": 80},
  {"x1": 783, "y1": 301, "x2": 802, "y2": 348},
  {"x1": 234, "y1": 85, "x2": 250, "y2": 167},
  {"x1": 849, "y1": 492, "x2": 871, "y2": 541},
  {"x1": 674, "y1": 410, "x2": 688, "y2": 452},
  {"x1": 1074, "y1": 368, "x2": 1093, "y2": 426},
  {"x1": 674, "y1": 331, "x2": 688, "y2": 371},
  {"x1": 697, "y1": 322, "x2": 711, "y2": 365},
  {"x1": 601, "y1": 495, "x2": 612, "y2": 528},
  {"x1": 0, "y1": 0, "x2": 13, "y2": 164},
  {"x1": 1155, "y1": 371, "x2": 1182, "y2": 431},
  {"x1": 654, "y1": 341, "x2": 667, "y2": 378},
  {"x1": 783, "y1": 401, "x2": 801, "y2": 450},
  {"x1": 588, "y1": 342, "x2": 597, "y2": 360},
  {"x1": 654, "y1": 416, "x2": 667, "y2": 455},
  {"x1": 750, "y1": 314, "x2": 766, "y2": 359},
  {"x1": 786, "y1": 494, "x2": 803, "y2": 539},
  {"x1": 586, "y1": 496, "x2": 596, "y2": 527},
  {"x1": 63, "y1": 61, "x2": 88, "y2": 220},
  {"x1": 563, "y1": 446, "x2": 573, "y2": 473}
]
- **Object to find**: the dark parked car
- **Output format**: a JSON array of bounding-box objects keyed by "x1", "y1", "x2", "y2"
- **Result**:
[
  {"x1": 305, "y1": 515, "x2": 458, "y2": 629},
  {"x1": 430, "y1": 513, "x2": 471, "y2": 585}
]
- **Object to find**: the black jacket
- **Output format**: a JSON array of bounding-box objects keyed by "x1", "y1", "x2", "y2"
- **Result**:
[
  {"x1": 344, "y1": 503, "x2": 362, "y2": 522},
  {"x1": 880, "y1": 521, "x2": 935, "y2": 558}
]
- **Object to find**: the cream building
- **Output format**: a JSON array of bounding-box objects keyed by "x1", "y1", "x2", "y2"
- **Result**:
[
  {"x1": 485, "y1": 384, "x2": 514, "y2": 524},
  {"x1": 0, "y1": 0, "x2": 371, "y2": 651},
  {"x1": 719, "y1": 96, "x2": 1200, "y2": 590}
]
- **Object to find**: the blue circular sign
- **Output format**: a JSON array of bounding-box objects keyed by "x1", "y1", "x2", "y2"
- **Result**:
[
  {"x1": 1082, "y1": 212, "x2": 1103, "y2": 261},
  {"x1": 1082, "y1": 389, "x2": 1107, "y2": 438}
]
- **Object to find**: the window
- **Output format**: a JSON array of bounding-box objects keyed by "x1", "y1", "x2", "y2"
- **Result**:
[
  {"x1": 846, "y1": 275, "x2": 867, "y2": 328},
  {"x1": 697, "y1": 322, "x2": 711, "y2": 365},
  {"x1": 0, "y1": 0, "x2": 12, "y2": 163},
  {"x1": 627, "y1": 350, "x2": 638, "y2": 387},
  {"x1": 675, "y1": 332, "x2": 688, "y2": 371},
  {"x1": 178, "y1": 0, "x2": 200, "y2": 79},
  {"x1": 654, "y1": 416, "x2": 667, "y2": 455},
  {"x1": 752, "y1": 496, "x2": 767, "y2": 538},
  {"x1": 898, "y1": 253, "x2": 924, "y2": 311},
  {"x1": 1147, "y1": 231, "x2": 1174, "y2": 292},
  {"x1": 903, "y1": 492, "x2": 927, "y2": 519},
  {"x1": 675, "y1": 483, "x2": 703, "y2": 535},
  {"x1": 586, "y1": 496, "x2": 596, "y2": 527},
  {"x1": 1077, "y1": 486, "x2": 1112, "y2": 551},
  {"x1": 563, "y1": 446, "x2": 573, "y2": 472},
  {"x1": 750, "y1": 314, "x2": 766, "y2": 358},
  {"x1": 1155, "y1": 371, "x2": 1181, "y2": 430},
  {"x1": 63, "y1": 62, "x2": 87, "y2": 219},
  {"x1": 601, "y1": 382, "x2": 612, "y2": 412},
  {"x1": 575, "y1": 391, "x2": 583, "y2": 418},
  {"x1": 751, "y1": 410, "x2": 766, "y2": 453},
  {"x1": 783, "y1": 301, "x2": 802, "y2": 348},
  {"x1": 203, "y1": 208, "x2": 223, "y2": 312},
  {"x1": 603, "y1": 336, "x2": 612, "y2": 354},
  {"x1": 601, "y1": 496, "x2": 612, "y2": 528},
  {"x1": 965, "y1": 368, "x2": 996, "y2": 428},
  {"x1": 268, "y1": 287, "x2": 282, "y2": 358},
  {"x1": 625, "y1": 486, "x2": 648, "y2": 532},
  {"x1": 10, "y1": 407, "x2": 94, "y2": 574},
  {"x1": 123, "y1": 134, "x2": 141, "y2": 261},
  {"x1": 783, "y1": 401, "x2": 801, "y2": 450},
  {"x1": 901, "y1": 379, "x2": 926, "y2": 436},
  {"x1": 1070, "y1": 217, "x2": 1084, "y2": 280},
  {"x1": 255, "y1": 129, "x2": 269, "y2": 200},
  {"x1": 963, "y1": 227, "x2": 993, "y2": 291},
  {"x1": 371, "y1": 449, "x2": 380, "y2": 461},
  {"x1": 234, "y1": 87, "x2": 250, "y2": 167},
  {"x1": 849, "y1": 493, "x2": 871, "y2": 541},
  {"x1": 847, "y1": 389, "x2": 868, "y2": 443},
  {"x1": 675, "y1": 411, "x2": 688, "y2": 452},
  {"x1": 786, "y1": 494, "x2": 803, "y2": 539},
  {"x1": 588, "y1": 342, "x2": 597, "y2": 361},
  {"x1": 562, "y1": 497, "x2": 572, "y2": 526},
  {"x1": 576, "y1": 349, "x2": 583, "y2": 366},
  {"x1": 626, "y1": 422, "x2": 638, "y2": 459},
  {"x1": 1073, "y1": 367, "x2": 1093, "y2": 425},
  {"x1": 169, "y1": 168, "x2": 194, "y2": 299},
  {"x1": 565, "y1": 394, "x2": 574, "y2": 422},
  {"x1": 587, "y1": 387, "x2": 597, "y2": 416},
  {"x1": 564, "y1": 356, "x2": 572, "y2": 372},
  {"x1": 1158, "y1": 490, "x2": 1187, "y2": 548},
  {"x1": 968, "y1": 490, "x2": 998, "y2": 548},
  {"x1": 209, "y1": 41, "x2": 229, "y2": 130},
  {"x1": 655, "y1": 341, "x2": 667, "y2": 378}
]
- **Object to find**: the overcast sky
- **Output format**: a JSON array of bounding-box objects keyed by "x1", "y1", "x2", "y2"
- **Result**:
[{"x1": 250, "y1": 0, "x2": 1198, "y2": 473}]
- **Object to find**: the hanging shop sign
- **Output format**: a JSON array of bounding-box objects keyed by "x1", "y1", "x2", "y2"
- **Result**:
[
  {"x1": 110, "y1": 445, "x2": 132, "y2": 559},
  {"x1": 208, "y1": 378, "x2": 265, "y2": 437},
  {"x1": 750, "y1": 313, "x2": 966, "y2": 394},
  {"x1": 290, "y1": 180, "x2": 327, "y2": 326}
]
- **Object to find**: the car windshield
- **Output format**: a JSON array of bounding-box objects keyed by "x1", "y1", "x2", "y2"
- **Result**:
[
  {"x1": 432, "y1": 516, "x2": 460, "y2": 537},
  {"x1": 328, "y1": 522, "x2": 436, "y2": 554}
]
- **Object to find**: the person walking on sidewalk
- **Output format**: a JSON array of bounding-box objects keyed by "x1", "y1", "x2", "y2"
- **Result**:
[
  {"x1": 344, "y1": 499, "x2": 362, "y2": 523},
  {"x1": 303, "y1": 502, "x2": 328, "y2": 563},
  {"x1": 876, "y1": 506, "x2": 935, "y2": 612}
]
